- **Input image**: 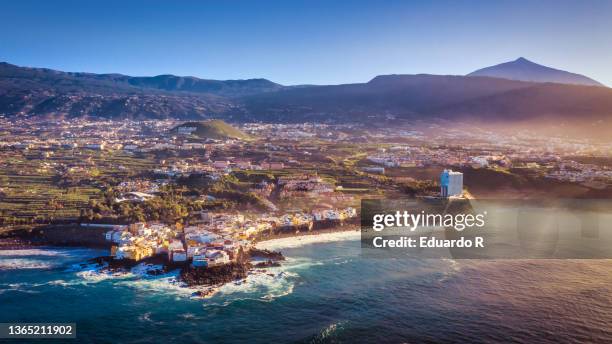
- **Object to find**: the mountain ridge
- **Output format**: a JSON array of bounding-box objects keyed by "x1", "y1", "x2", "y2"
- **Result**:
[
  {"x1": 0, "y1": 61, "x2": 284, "y2": 97},
  {"x1": 467, "y1": 57, "x2": 603, "y2": 87},
  {"x1": 1, "y1": 60, "x2": 612, "y2": 130}
]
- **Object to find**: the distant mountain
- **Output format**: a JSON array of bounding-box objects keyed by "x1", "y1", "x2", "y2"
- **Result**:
[
  {"x1": 126, "y1": 75, "x2": 282, "y2": 97},
  {"x1": 0, "y1": 62, "x2": 284, "y2": 97},
  {"x1": 435, "y1": 81, "x2": 612, "y2": 120},
  {"x1": 0, "y1": 61, "x2": 282, "y2": 119},
  {"x1": 173, "y1": 120, "x2": 250, "y2": 140},
  {"x1": 2, "y1": 60, "x2": 612, "y2": 134},
  {"x1": 467, "y1": 57, "x2": 603, "y2": 87},
  {"x1": 239, "y1": 74, "x2": 532, "y2": 122}
]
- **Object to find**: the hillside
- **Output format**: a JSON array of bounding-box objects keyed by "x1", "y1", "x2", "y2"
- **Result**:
[
  {"x1": 434, "y1": 81, "x2": 612, "y2": 120},
  {"x1": 238, "y1": 74, "x2": 612, "y2": 124},
  {"x1": 173, "y1": 120, "x2": 250, "y2": 140},
  {"x1": 238, "y1": 74, "x2": 532, "y2": 122},
  {"x1": 2, "y1": 61, "x2": 612, "y2": 132},
  {"x1": 467, "y1": 57, "x2": 603, "y2": 87},
  {"x1": 0, "y1": 61, "x2": 281, "y2": 120},
  {"x1": 0, "y1": 62, "x2": 284, "y2": 97}
]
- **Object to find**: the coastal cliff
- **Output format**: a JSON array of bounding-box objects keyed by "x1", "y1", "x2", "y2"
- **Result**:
[
  {"x1": 0, "y1": 224, "x2": 109, "y2": 248},
  {"x1": 80, "y1": 247, "x2": 285, "y2": 290},
  {"x1": 180, "y1": 248, "x2": 285, "y2": 287}
]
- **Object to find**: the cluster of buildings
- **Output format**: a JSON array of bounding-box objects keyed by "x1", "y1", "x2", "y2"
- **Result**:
[
  {"x1": 545, "y1": 161, "x2": 612, "y2": 187},
  {"x1": 115, "y1": 179, "x2": 164, "y2": 194},
  {"x1": 0, "y1": 118, "x2": 180, "y2": 152},
  {"x1": 105, "y1": 223, "x2": 177, "y2": 261},
  {"x1": 277, "y1": 174, "x2": 335, "y2": 198},
  {"x1": 241, "y1": 123, "x2": 360, "y2": 142},
  {"x1": 152, "y1": 158, "x2": 286, "y2": 178},
  {"x1": 182, "y1": 224, "x2": 240, "y2": 267},
  {"x1": 193, "y1": 208, "x2": 358, "y2": 238},
  {"x1": 272, "y1": 207, "x2": 357, "y2": 229},
  {"x1": 104, "y1": 221, "x2": 243, "y2": 266},
  {"x1": 114, "y1": 179, "x2": 167, "y2": 203},
  {"x1": 366, "y1": 147, "x2": 511, "y2": 171},
  {"x1": 102, "y1": 206, "x2": 358, "y2": 267}
]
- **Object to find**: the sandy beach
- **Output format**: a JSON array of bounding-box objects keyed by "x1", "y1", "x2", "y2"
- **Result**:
[{"x1": 255, "y1": 229, "x2": 361, "y2": 251}]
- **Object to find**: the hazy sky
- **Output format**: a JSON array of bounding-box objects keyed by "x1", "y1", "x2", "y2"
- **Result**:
[{"x1": 1, "y1": 0, "x2": 610, "y2": 86}]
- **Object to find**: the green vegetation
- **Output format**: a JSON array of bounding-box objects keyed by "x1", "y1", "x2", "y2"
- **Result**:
[
  {"x1": 174, "y1": 120, "x2": 251, "y2": 140},
  {"x1": 82, "y1": 188, "x2": 193, "y2": 224},
  {"x1": 0, "y1": 149, "x2": 154, "y2": 227}
]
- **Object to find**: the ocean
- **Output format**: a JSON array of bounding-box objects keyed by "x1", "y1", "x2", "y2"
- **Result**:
[{"x1": 2, "y1": 235, "x2": 612, "y2": 343}]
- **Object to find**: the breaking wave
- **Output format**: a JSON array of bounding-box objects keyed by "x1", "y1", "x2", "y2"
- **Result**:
[{"x1": 0, "y1": 258, "x2": 56, "y2": 270}]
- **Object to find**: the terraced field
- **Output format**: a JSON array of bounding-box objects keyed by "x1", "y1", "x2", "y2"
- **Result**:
[{"x1": 0, "y1": 148, "x2": 155, "y2": 227}]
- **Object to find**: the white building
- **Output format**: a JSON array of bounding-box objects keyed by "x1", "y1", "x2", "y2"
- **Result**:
[
  {"x1": 171, "y1": 249, "x2": 187, "y2": 262},
  {"x1": 206, "y1": 250, "x2": 230, "y2": 267},
  {"x1": 440, "y1": 169, "x2": 463, "y2": 197},
  {"x1": 471, "y1": 156, "x2": 489, "y2": 167}
]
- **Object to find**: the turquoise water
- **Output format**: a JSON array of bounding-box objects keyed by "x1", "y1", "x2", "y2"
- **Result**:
[{"x1": 2, "y1": 240, "x2": 612, "y2": 343}]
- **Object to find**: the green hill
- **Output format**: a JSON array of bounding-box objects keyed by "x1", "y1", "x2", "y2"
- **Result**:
[{"x1": 174, "y1": 120, "x2": 250, "y2": 140}]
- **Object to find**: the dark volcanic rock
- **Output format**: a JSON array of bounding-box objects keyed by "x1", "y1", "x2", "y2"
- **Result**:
[
  {"x1": 254, "y1": 260, "x2": 282, "y2": 268},
  {"x1": 2, "y1": 225, "x2": 110, "y2": 248},
  {"x1": 249, "y1": 248, "x2": 285, "y2": 261},
  {"x1": 180, "y1": 262, "x2": 252, "y2": 287}
]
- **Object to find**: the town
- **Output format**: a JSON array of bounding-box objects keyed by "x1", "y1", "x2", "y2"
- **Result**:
[
  {"x1": 101, "y1": 206, "x2": 357, "y2": 267},
  {"x1": 1, "y1": 117, "x2": 611, "y2": 246}
]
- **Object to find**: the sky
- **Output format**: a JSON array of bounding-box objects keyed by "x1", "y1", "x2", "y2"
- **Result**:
[{"x1": 1, "y1": 0, "x2": 611, "y2": 86}]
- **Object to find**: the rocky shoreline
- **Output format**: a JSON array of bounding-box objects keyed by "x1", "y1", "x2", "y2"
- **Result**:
[
  {"x1": 0, "y1": 222, "x2": 358, "y2": 292},
  {"x1": 180, "y1": 262, "x2": 252, "y2": 288},
  {"x1": 70, "y1": 246, "x2": 286, "y2": 291},
  {"x1": 0, "y1": 224, "x2": 110, "y2": 248},
  {"x1": 0, "y1": 237, "x2": 35, "y2": 250},
  {"x1": 249, "y1": 248, "x2": 286, "y2": 261},
  {"x1": 0, "y1": 220, "x2": 359, "y2": 249}
]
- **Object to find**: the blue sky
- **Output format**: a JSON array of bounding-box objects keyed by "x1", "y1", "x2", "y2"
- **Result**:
[{"x1": 1, "y1": 0, "x2": 610, "y2": 85}]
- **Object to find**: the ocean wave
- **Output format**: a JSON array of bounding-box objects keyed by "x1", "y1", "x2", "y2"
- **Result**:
[
  {"x1": 0, "y1": 248, "x2": 105, "y2": 258},
  {"x1": 179, "y1": 313, "x2": 197, "y2": 320},
  {"x1": 0, "y1": 258, "x2": 56, "y2": 270},
  {"x1": 115, "y1": 272, "x2": 195, "y2": 298},
  {"x1": 0, "y1": 279, "x2": 78, "y2": 293},
  {"x1": 130, "y1": 263, "x2": 165, "y2": 275},
  {"x1": 46, "y1": 279, "x2": 78, "y2": 287},
  {"x1": 332, "y1": 257, "x2": 353, "y2": 265},
  {"x1": 65, "y1": 253, "x2": 322, "y2": 303},
  {"x1": 95, "y1": 256, "x2": 318, "y2": 302},
  {"x1": 138, "y1": 312, "x2": 165, "y2": 325},
  {"x1": 76, "y1": 269, "x2": 135, "y2": 282},
  {"x1": 214, "y1": 268, "x2": 297, "y2": 302},
  {"x1": 0, "y1": 249, "x2": 64, "y2": 257},
  {"x1": 0, "y1": 248, "x2": 106, "y2": 272},
  {"x1": 436, "y1": 258, "x2": 463, "y2": 281},
  {"x1": 207, "y1": 256, "x2": 324, "y2": 304},
  {"x1": 0, "y1": 282, "x2": 42, "y2": 294},
  {"x1": 283, "y1": 256, "x2": 324, "y2": 270},
  {"x1": 68, "y1": 260, "x2": 205, "y2": 297},
  {"x1": 312, "y1": 320, "x2": 349, "y2": 342}
]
